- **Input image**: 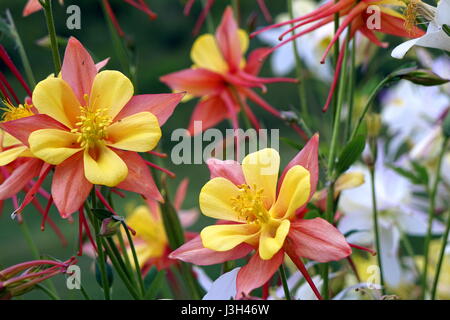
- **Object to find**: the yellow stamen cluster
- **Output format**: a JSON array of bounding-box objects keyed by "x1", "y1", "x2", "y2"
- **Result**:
[
  {"x1": 231, "y1": 184, "x2": 269, "y2": 224},
  {"x1": 402, "y1": 0, "x2": 436, "y2": 34},
  {"x1": 1, "y1": 100, "x2": 34, "y2": 122},
  {"x1": 71, "y1": 106, "x2": 112, "y2": 148}
]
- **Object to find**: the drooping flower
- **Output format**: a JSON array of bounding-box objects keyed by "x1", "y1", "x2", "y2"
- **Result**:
[
  {"x1": 392, "y1": 0, "x2": 450, "y2": 58},
  {"x1": 170, "y1": 135, "x2": 352, "y2": 299},
  {"x1": 0, "y1": 257, "x2": 76, "y2": 300},
  {"x1": 160, "y1": 7, "x2": 302, "y2": 136},
  {"x1": 0, "y1": 37, "x2": 183, "y2": 218},
  {"x1": 251, "y1": 0, "x2": 425, "y2": 111}
]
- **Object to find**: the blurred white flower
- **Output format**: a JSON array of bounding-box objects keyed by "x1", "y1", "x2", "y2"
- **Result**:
[
  {"x1": 392, "y1": 0, "x2": 450, "y2": 59},
  {"x1": 202, "y1": 267, "x2": 240, "y2": 300},
  {"x1": 338, "y1": 151, "x2": 444, "y2": 288},
  {"x1": 381, "y1": 80, "x2": 449, "y2": 152},
  {"x1": 257, "y1": 0, "x2": 334, "y2": 81}
]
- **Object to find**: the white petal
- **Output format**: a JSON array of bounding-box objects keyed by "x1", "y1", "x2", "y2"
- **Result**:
[{"x1": 202, "y1": 267, "x2": 241, "y2": 300}]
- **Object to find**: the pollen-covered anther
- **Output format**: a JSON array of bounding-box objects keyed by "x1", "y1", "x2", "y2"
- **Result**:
[
  {"x1": 1, "y1": 100, "x2": 34, "y2": 121},
  {"x1": 71, "y1": 106, "x2": 112, "y2": 148},
  {"x1": 230, "y1": 184, "x2": 270, "y2": 224},
  {"x1": 403, "y1": 0, "x2": 437, "y2": 34}
]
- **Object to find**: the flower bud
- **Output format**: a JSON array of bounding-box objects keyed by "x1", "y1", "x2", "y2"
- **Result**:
[
  {"x1": 399, "y1": 69, "x2": 449, "y2": 86},
  {"x1": 366, "y1": 113, "x2": 382, "y2": 138},
  {"x1": 443, "y1": 111, "x2": 450, "y2": 139},
  {"x1": 99, "y1": 216, "x2": 122, "y2": 237}
]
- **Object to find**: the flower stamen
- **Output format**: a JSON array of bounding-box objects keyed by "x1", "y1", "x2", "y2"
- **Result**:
[
  {"x1": 71, "y1": 106, "x2": 112, "y2": 148},
  {"x1": 231, "y1": 184, "x2": 270, "y2": 224}
]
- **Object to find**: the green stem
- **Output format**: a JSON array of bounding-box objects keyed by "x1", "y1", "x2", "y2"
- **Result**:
[
  {"x1": 202, "y1": 0, "x2": 215, "y2": 34},
  {"x1": 423, "y1": 137, "x2": 448, "y2": 299},
  {"x1": 122, "y1": 221, "x2": 145, "y2": 297},
  {"x1": 5, "y1": 10, "x2": 36, "y2": 88},
  {"x1": 39, "y1": 0, "x2": 61, "y2": 75},
  {"x1": 80, "y1": 284, "x2": 92, "y2": 300},
  {"x1": 349, "y1": 77, "x2": 391, "y2": 141},
  {"x1": 431, "y1": 210, "x2": 450, "y2": 300},
  {"x1": 369, "y1": 142, "x2": 385, "y2": 295},
  {"x1": 279, "y1": 264, "x2": 291, "y2": 300},
  {"x1": 346, "y1": 39, "x2": 356, "y2": 140},
  {"x1": 288, "y1": 0, "x2": 309, "y2": 124}
]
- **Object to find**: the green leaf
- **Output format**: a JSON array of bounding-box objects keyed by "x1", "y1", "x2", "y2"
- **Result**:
[
  {"x1": 411, "y1": 161, "x2": 429, "y2": 185},
  {"x1": 335, "y1": 134, "x2": 366, "y2": 176}
]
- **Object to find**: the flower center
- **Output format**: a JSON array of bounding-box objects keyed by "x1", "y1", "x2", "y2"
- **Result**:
[
  {"x1": 231, "y1": 184, "x2": 270, "y2": 224},
  {"x1": 1, "y1": 101, "x2": 34, "y2": 122},
  {"x1": 402, "y1": 0, "x2": 436, "y2": 34},
  {"x1": 71, "y1": 106, "x2": 112, "y2": 148}
]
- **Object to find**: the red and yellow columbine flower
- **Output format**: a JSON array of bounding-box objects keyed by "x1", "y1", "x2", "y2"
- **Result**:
[
  {"x1": 161, "y1": 7, "x2": 300, "y2": 135},
  {"x1": 251, "y1": 0, "x2": 425, "y2": 111},
  {"x1": 170, "y1": 135, "x2": 352, "y2": 299},
  {"x1": 1, "y1": 37, "x2": 183, "y2": 218}
]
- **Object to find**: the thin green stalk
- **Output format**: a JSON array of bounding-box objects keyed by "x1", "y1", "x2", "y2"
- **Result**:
[
  {"x1": 423, "y1": 137, "x2": 449, "y2": 299},
  {"x1": 102, "y1": 238, "x2": 142, "y2": 300},
  {"x1": 117, "y1": 231, "x2": 133, "y2": 273},
  {"x1": 279, "y1": 264, "x2": 291, "y2": 300},
  {"x1": 288, "y1": 0, "x2": 309, "y2": 124},
  {"x1": 122, "y1": 221, "x2": 145, "y2": 297},
  {"x1": 346, "y1": 39, "x2": 356, "y2": 140},
  {"x1": 39, "y1": 0, "x2": 61, "y2": 75},
  {"x1": 431, "y1": 210, "x2": 450, "y2": 300},
  {"x1": 349, "y1": 77, "x2": 391, "y2": 141},
  {"x1": 322, "y1": 32, "x2": 351, "y2": 300},
  {"x1": 369, "y1": 152, "x2": 386, "y2": 295},
  {"x1": 231, "y1": 0, "x2": 240, "y2": 23},
  {"x1": 5, "y1": 10, "x2": 36, "y2": 88},
  {"x1": 80, "y1": 284, "x2": 92, "y2": 300}
]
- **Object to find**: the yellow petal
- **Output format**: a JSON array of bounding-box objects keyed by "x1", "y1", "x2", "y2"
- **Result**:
[
  {"x1": 335, "y1": 172, "x2": 365, "y2": 195},
  {"x1": 259, "y1": 219, "x2": 290, "y2": 260},
  {"x1": 29, "y1": 129, "x2": 82, "y2": 165},
  {"x1": 32, "y1": 77, "x2": 81, "y2": 128},
  {"x1": 199, "y1": 177, "x2": 245, "y2": 222},
  {"x1": 106, "y1": 112, "x2": 161, "y2": 152},
  {"x1": 89, "y1": 70, "x2": 134, "y2": 119},
  {"x1": 2, "y1": 132, "x2": 21, "y2": 148},
  {"x1": 238, "y1": 29, "x2": 249, "y2": 54},
  {"x1": 191, "y1": 34, "x2": 228, "y2": 74},
  {"x1": 242, "y1": 148, "x2": 280, "y2": 209},
  {"x1": 0, "y1": 146, "x2": 32, "y2": 166},
  {"x1": 200, "y1": 223, "x2": 260, "y2": 252},
  {"x1": 126, "y1": 205, "x2": 166, "y2": 260},
  {"x1": 270, "y1": 165, "x2": 310, "y2": 219},
  {"x1": 83, "y1": 144, "x2": 128, "y2": 186}
]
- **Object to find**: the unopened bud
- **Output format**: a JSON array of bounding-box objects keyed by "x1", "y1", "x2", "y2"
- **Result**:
[
  {"x1": 399, "y1": 69, "x2": 449, "y2": 86},
  {"x1": 99, "y1": 216, "x2": 123, "y2": 237},
  {"x1": 366, "y1": 113, "x2": 382, "y2": 138},
  {"x1": 442, "y1": 111, "x2": 450, "y2": 139}
]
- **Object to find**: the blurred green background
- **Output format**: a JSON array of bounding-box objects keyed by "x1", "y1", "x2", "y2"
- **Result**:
[{"x1": 0, "y1": 0, "x2": 408, "y2": 299}]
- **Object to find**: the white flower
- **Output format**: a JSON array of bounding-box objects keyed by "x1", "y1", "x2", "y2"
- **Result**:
[
  {"x1": 338, "y1": 151, "x2": 444, "y2": 288},
  {"x1": 257, "y1": 0, "x2": 334, "y2": 81},
  {"x1": 392, "y1": 0, "x2": 450, "y2": 59},
  {"x1": 381, "y1": 80, "x2": 449, "y2": 152},
  {"x1": 201, "y1": 267, "x2": 241, "y2": 300}
]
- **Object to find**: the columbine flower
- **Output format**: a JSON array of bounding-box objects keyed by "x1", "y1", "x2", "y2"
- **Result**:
[
  {"x1": 392, "y1": 0, "x2": 450, "y2": 58},
  {"x1": 251, "y1": 0, "x2": 425, "y2": 111},
  {"x1": 338, "y1": 150, "x2": 444, "y2": 288},
  {"x1": 122, "y1": 179, "x2": 199, "y2": 273},
  {"x1": 0, "y1": 37, "x2": 183, "y2": 218},
  {"x1": 381, "y1": 80, "x2": 449, "y2": 153},
  {"x1": 0, "y1": 257, "x2": 76, "y2": 299},
  {"x1": 160, "y1": 7, "x2": 299, "y2": 134},
  {"x1": 170, "y1": 135, "x2": 352, "y2": 299}
]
